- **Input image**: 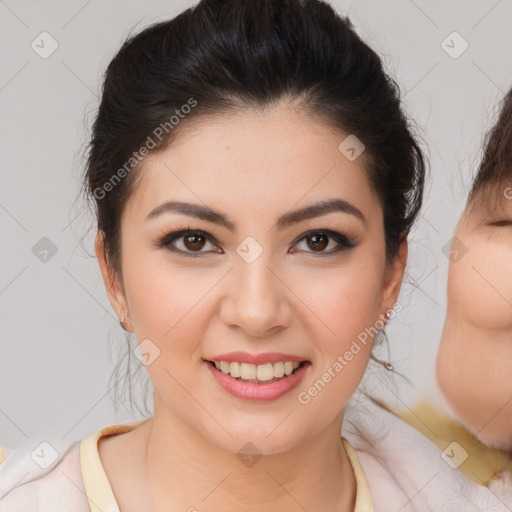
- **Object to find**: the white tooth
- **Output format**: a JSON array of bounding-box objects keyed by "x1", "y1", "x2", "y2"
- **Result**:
[
  {"x1": 229, "y1": 361, "x2": 241, "y2": 378},
  {"x1": 240, "y1": 363, "x2": 257, "y2": 380},
  {"x1": 217, "y1": 360, "x2": 304, "y2": 380},
  {"x1": 284, "y1": 361, "x2": 294, "y2": 376},
  {"x1": 273, "y1": 362, "x2": 285, "y2": 378},
  {"x1": 257, "y1": 363, "x2": 275, "y2": 381}
]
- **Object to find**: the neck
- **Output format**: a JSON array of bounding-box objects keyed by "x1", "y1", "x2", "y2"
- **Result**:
[{"x1": 135, "y1": 392, "x2": 357, "y2": 511}]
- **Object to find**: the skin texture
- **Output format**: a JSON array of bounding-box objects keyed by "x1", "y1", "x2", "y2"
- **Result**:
[
  {"x1": 437, "y1": 185, "x2": 512, "y2": 452},
  {"x1": 95, "y1": 103, "x2": 407, "y2": 511}
]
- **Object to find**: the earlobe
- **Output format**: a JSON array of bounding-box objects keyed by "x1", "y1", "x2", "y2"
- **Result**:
[{"x1": 94, "y1": 230, "x2": 129, "y2": 324}]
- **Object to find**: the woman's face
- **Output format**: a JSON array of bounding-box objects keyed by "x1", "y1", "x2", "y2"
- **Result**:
[
  {"x1": 437, "y1": 184, "x2": 512, "y2": 449},
  {"x1": 97, "y1": 104, "x2": 405, "y2": 454}
]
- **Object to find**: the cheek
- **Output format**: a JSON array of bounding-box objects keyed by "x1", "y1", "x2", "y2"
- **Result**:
[
  {"x1": 287, "y1": 255, "x2": 385, "y2": 420},
  {"x1": 292, "y1": 253, "x2": 386, "y2": 392},
  {"x1": 125, "y1": 255, "x2": 220, "y2": 344},
  {"x1": 448, "y1": 237, "x2": 512, "y2": 331},
  {"x1": 297, "y1": 261, "x2": 383, "y2": 347},
  {"x1": 122, "y1": 256, "x2": 225, "y2": 416}
]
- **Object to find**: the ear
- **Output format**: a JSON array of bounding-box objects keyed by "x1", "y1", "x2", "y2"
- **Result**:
[
  {"x1": 380, "y1": 238, "x2": 408, "y2": 313},
  {"x1": 95, "y1": 230, "x2": 130, "y2": 325}
]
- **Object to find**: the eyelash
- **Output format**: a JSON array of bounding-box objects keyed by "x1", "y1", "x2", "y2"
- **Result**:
[{"x1": 156, "y1": 224, "x2": 358, "y2": 257}]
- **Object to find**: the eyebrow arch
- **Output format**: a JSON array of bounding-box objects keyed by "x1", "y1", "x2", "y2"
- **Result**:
[{"x1": 145, "y1": 198, "x2": 367, "y2": 230}]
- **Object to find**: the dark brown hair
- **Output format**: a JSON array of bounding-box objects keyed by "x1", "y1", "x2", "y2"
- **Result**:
[
  {"x1": 467, "y1": 86, "x2": 512, "y2": 206},
  {"x1": 81, "y1": 0, "x2": 426, "y2": 414}
]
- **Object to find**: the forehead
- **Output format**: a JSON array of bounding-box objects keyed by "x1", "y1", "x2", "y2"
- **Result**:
[{"x1": 124, "y1": 106, "x2": 380, "y2": 225}]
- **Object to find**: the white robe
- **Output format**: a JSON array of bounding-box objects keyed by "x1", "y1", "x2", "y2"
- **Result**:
[
  {"x1": 343, "y1": 392, "x2": 512, "y2": 511},
  {"x1": 1, "y1": 393, "x2": 511, "y2": 511}
]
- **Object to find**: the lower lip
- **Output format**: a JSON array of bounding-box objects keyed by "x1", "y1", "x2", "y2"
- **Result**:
[{"x1": 204, "y1": 361, "x2": 311, "y2": 402}]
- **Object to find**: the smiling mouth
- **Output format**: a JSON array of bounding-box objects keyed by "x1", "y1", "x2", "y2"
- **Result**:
[{"x1": 206, "y1": 360, "x2": 310, "y2": 384}]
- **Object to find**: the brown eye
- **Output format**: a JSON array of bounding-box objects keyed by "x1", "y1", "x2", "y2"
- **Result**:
[
  {"x1": 158, "y1": 229, "x2": 219, "y2": 256},
  {"x1": 306, "y1": 233, "x2": 329, "y2": 251},
  {"x1": 183, "y1": 233, "x2": 207, "y2": 251},
  {"x1": 293, "y1": 230, "x2": 356, "y2": 255},
  {"x1": 158, "y1": 228, "x2": 356, "y2": 258}
]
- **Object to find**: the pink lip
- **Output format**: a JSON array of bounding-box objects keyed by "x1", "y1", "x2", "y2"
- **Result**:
[
  {"x1": 205, "y1": 352, "x2": 309, "y2": 365},
  {"x1": 205, "y1": 360, "x2": 311, "y2": 402}
]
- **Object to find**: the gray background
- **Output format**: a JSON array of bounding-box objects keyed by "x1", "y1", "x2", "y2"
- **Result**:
[{"x1": 1, "y1": 0, "x2": 511, "y2": 449}]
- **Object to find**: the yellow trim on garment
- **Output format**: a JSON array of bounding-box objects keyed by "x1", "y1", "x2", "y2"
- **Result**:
[
  {"x1": 397, "y1": 401, "x2": 512, "y2": 486},
  {"x1": 79, "y1": 422, "x2": 373, "y2": 511},
  {"x1": 80, "y1": 420, "x2": 147, "y2": 512},
  {"x1": 0, "y1": 446, "x2": 11, "y2": 465},
  {"x1": 343, "y1": 437, "x2": 374, "y2": 511}
]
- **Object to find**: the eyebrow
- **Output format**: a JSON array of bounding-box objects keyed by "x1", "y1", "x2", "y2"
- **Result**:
[{"x1": 145, "y1": 198, "x2": 367, "y2": 230}]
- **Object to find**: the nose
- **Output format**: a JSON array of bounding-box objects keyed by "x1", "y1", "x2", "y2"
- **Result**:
[{"x1": 220, "y1": 255, "x2": 293, "y2": 338}]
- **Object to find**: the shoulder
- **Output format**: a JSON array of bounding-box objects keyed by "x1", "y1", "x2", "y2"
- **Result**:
[
  {"x1": 343, "y1": 392, "x2": 511, "y2": 511},
  {"x1": 0, "y1": 438, "x2": 89, "y2": 512},
  {"x1": 0, "y1": 419, "x2": 148, "y2": 512}
]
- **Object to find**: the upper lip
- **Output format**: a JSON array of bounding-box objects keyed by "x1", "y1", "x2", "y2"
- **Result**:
[{"x1": 205, "y1": 352, "x2": 310, "y2": 365}]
